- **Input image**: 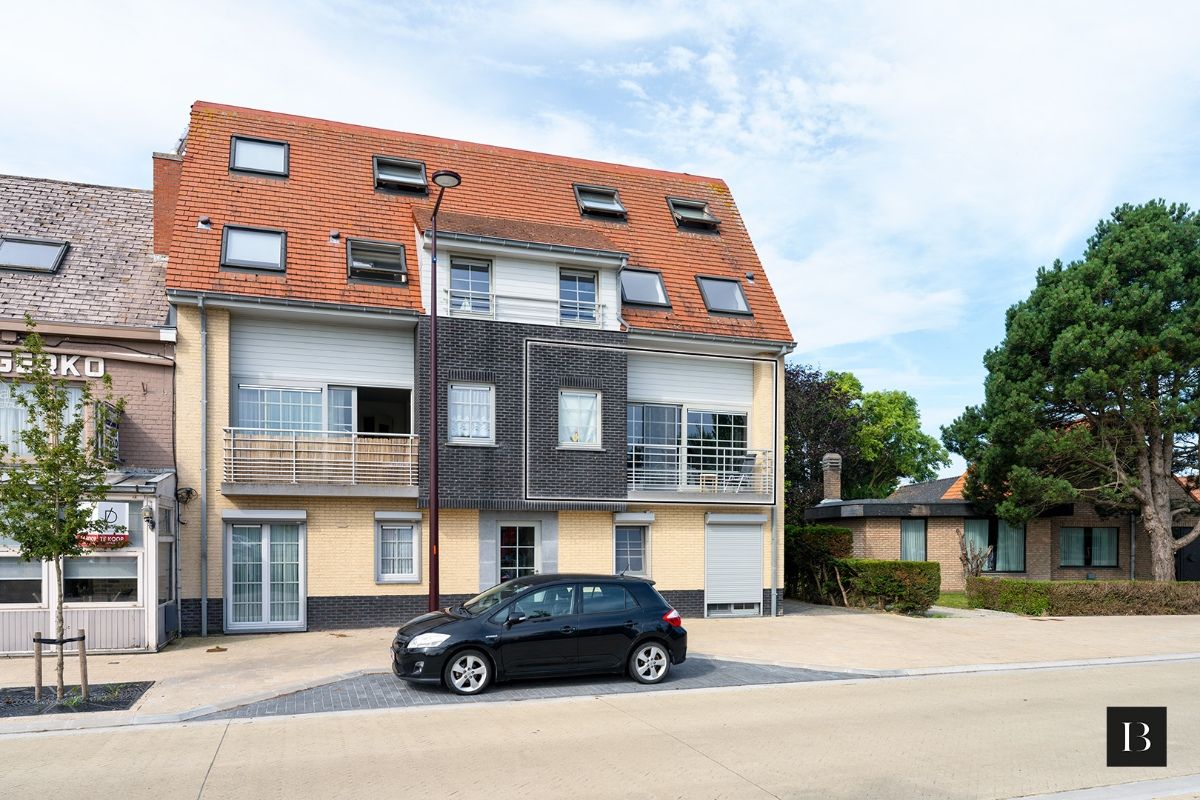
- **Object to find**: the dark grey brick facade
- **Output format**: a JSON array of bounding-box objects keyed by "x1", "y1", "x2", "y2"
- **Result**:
[
  {"x1": 416, "y1": 316, "x2": 628, "y2": 510},
  {"x1": 306, "y1": 594, "x2": 472, "y2": 630},
  {"x1": 180, "y1": 599, "x2": 224, "y2": 635}
]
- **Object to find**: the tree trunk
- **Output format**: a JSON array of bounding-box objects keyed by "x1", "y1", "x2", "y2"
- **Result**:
[
  {"x1": 54, "y1": 556, "x2": 65, "y2": 702},
  {"x1": 1142, "y1": 511, "x2": 1178, "y2": 582}
]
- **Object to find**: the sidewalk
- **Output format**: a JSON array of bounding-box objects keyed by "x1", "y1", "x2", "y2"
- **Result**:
[{"x1": 1, "y1": 606, "x2": 1198, "y2": 733}]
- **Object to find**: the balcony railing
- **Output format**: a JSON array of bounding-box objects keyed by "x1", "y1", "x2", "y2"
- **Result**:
[
  {"x1": 627, "y1": 444, "x2": 774, "y2": 495},
  {"x1": 444, "y1": 289, "x2": 608, "y2": 327},
  {"x1": 223, "y1": 428, "x2": 419, "y2": 486}
]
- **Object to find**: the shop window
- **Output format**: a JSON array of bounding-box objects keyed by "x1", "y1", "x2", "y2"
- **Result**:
[
  {"x1": 63, "y1": 556, "x2": 138, "y2": 603},
  {"x1": 0, "y1": 557, "x2": 43, "y2": 604}
]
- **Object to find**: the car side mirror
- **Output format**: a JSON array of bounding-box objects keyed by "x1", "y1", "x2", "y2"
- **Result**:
[{"x1": 506, "y1": 609, "x2": 528, "y2": 627}]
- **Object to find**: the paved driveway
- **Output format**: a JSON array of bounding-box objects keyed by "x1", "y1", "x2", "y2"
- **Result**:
[{"x1": 202, "y1": 657, "x2": 861, "y2": 720}]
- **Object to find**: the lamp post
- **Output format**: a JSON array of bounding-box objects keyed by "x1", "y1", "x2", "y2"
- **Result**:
[{"x1": 428, "y1": 169, "x2": 461, "y2": 612}]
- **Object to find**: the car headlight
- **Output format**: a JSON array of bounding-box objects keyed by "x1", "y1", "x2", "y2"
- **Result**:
[{"x1": 408, "y1": 632, "x2": 451, "y2": 650}]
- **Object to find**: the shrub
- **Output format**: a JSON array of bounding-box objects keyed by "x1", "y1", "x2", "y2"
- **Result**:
[
  {"x1": 838, "y1": 559, "x2": 941, "y2": 614},
  {"x1": 966, "y1": 576, "x2": 1050, "y2": 615},
  {"x1": 966, "y1": 577, "x2": 1200, "y2": 615},
  {"x1": 784, "y1": 524, "x2": 853, "y2": 602}
]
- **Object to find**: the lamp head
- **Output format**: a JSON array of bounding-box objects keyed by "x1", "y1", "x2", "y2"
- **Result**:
[{"x1": 432, "y1": 170, "x2": 462, "y2": 189}]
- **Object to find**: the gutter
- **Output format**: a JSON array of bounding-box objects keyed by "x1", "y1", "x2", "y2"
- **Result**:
[
  {"x1": 422, "y1": 229, "x2": 627, "y2": 262},
  {"x1": 199, "y1": 296, "x2": 208, "y2": 637},
  {"x1": 169, "y1": 290, "x2": 421, "y2": 320}
]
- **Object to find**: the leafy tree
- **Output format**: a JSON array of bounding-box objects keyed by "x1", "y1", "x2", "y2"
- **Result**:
[
  {"x1": 783, "y1": 364, "x2": 949, "y2": 520},
  {"x1": 0, "y1": 322, "x2": 124, "y2": 700},
  {"x1": 847, "y1": 387, "x2": 950, "y2": 499},
  {"x1": 942, "y1": 200, "x2": 1200, "y2": 581},
  {"x1": 783, "y1": 365, "x2": 861, "y2": 517}
]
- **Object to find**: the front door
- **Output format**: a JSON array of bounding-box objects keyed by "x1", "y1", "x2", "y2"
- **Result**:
[
  {"x1": 226, "y1": 523, "x2": 306, "y2": 632},
  {"x1": 498, "y1": 583, "x2": 578, "y2": 677}
]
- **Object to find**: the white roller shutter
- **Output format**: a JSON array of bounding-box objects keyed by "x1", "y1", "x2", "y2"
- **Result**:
[
  {"x1": 628, "y1": 352, "x2": 752, "y2": 406},
  {"x1": 704, "y1": 522, "x2": 763, "y2": 613},
  {"x1": 230, "y1": 314, "x2": 414, "y2": 387}
]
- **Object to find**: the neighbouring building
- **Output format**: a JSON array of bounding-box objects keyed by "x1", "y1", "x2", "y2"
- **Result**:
[
  {"x1": 805, "y1": 455, "x2": 1200, "y2": 590},
  {"x1": 160, "y1": 101, "x2": 794, "y2": 635},
  {"x1": 0, "y1": 175, "x2": 178, "y2": 653}
]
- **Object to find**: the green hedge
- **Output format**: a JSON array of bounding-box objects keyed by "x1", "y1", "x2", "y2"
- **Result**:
[
  {"x1": 838, "y1": 559, "x2": 941, "y2": 614},
  {"x1": 784, "y1": 524, "x2": 853, "y2": 602},
  {"x1": 966, "y1": 577, "x2": 1200, "y2": 615}
]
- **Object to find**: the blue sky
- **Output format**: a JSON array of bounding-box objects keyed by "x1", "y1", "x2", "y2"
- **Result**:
[{"x1": 5, "y1": 0, "x2": 1200, "y2": 477}]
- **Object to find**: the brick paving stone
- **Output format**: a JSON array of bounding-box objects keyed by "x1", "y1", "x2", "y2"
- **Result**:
[{"x1": 201, "y1": 658, "x2": 863, "y2": 721}]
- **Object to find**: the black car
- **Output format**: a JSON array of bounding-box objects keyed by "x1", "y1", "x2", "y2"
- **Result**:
[{"x1": 391, "y1": 574, "x2": 687, "y2": 695}]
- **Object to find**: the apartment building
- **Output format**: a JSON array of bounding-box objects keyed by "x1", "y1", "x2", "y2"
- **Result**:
[
  {"x1": 160, "y1": 102, "x2": 794, "y2": 634},
  {"x1": 0, "y1": 175, "x2": 177, "y2": 653}
]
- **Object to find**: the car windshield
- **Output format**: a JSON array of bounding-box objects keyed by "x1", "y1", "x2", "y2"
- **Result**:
[{"x1": 461, "y1": 579, "x2": 535, "y2": 616}]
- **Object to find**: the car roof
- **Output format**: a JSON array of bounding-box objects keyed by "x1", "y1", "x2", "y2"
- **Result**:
[{"x1": 516, "y1": 573, "x2": 654, "y2": 586}]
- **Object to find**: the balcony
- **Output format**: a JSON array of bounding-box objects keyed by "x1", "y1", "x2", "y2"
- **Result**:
[
  {"x1": 443, "y1": 289, "x2": 611, "y2": 328},
  {"x1": 626, "y1": 444, "x2": 774, "y2": 503},
  {"x1": 222, "y1": 428, "x2": 419, "y2": 497}
]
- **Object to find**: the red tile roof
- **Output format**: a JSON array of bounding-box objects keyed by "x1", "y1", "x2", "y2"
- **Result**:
[
  {"x1": 941, "y1": 473, "x2": 968, "y2": 501},
  {"x1": 166, "y1": 101, "x2": 793, "y2": 343},
  {"x1": 410, "y1": 208, "x2": 620, "y2": 254}
]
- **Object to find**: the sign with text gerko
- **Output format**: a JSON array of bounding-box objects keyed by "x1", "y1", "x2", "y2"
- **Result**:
[{"x1": 0, "y1": 350, "x2": 106, "y2": 378}]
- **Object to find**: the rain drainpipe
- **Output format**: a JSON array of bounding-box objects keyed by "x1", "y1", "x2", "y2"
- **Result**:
[{"x1": 199, "y1": 297, "x2": 209, "y2": 637}]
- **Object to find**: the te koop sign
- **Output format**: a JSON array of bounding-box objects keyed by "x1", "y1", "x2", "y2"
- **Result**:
[{"x1": 0, "y1": 351, "x2": 105, "y2": 378}]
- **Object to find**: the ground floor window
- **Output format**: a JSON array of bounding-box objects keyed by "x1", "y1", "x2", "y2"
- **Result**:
[
  {"x1": 964, "y1": 519, "x2": 1026, "y2": 572},
  {"x1": 0, "y1": 557, "x2": 43, "y2": 604},
  {"x1": 499, "y1": 524, "x2": 538, "y2": 582},
  {"x1": 615, "y1": 525, "x2": 648, "y2": 576},
  {"x1": 900, "y1": 519, "x2": 927, "y2": 561},
  {"x1": 1060, "y1": 527, "x2": 1118, "y2": 567},
  {"x1": 377, "y1": 524, "x2": 419, "y2": 583},
  {"x1": 63, "y1": 556, "x2": 138, "y2": 603}
]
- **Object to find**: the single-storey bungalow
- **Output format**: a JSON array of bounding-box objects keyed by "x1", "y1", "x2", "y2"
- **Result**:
[{"x1": 804, "y1": 454, "x2": 1200, "y2": 591}]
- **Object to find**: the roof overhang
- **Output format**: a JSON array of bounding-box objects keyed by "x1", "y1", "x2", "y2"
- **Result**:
[{"x1": 168, "y1": 290, "x2": 421, "y2": 324}]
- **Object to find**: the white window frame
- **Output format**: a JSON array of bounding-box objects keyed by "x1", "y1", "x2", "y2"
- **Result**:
[
  {"x1": 448, "y1": 382, "x2": 495, "y2": 445},
  {"x1": 558, "y1": 268, "x2": 600, "y2": 326},
  {"x1": 498, "y1": 522, "x2": 541, "y2": 581},
  {"x1": 558, "y1": 389, "x2": 602, "y2": 449},
  {"x1": 0, "y1": 551, "x2": 50, "y2": 609},
  {"x1": 61, "y1": 551, "x2": 144, "y2": 609},
  {"x1": 613, "y1": 523, "x2": 651, "y2": 578},
  {"x1": 448, "y1": 259, "x2": 494, "y2": 317},
  {"x1": 376, "y1": 522, "x2": 421, "y2": 584},
  {"x1": 223, "y1": 520, "x2": 307, "y2": 632}
]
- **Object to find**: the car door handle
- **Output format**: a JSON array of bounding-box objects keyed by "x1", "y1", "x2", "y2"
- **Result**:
[
  {"x1": 560, "y1": 625, "x2": 576, "y2": 634},
  {"x1": 623, "y1": 620, "x2": 636, "y2": 628}
]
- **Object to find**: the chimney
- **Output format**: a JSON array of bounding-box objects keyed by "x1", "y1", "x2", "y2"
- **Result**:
[
  {"x1": 152, "y1": 152, "x2": 184, "y2": 256},
  {"x1": 820, "y1": 453, "x2": 842, "y2": 502}
]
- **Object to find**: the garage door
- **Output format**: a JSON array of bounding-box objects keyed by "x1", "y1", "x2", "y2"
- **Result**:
[{"x1": 705, "y1": 522, "x2": 763, "y2": 617}]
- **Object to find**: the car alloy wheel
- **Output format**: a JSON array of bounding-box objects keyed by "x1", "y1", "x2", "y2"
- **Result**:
[
  {"x1": 630, "y1": 642, "x2": 670, "y2": 684},
  {"x1": 445, "y1": 650, "x2": 490, "y2": 695}
]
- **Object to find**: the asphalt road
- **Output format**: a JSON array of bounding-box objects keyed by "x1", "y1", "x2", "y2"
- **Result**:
[{"x1": 1, "y1": 660, "x2": 1197, "y2": 800}]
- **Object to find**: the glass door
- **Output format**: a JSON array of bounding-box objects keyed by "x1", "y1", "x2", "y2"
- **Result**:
[{"x1": 227, "y1": 523, "x2": 305, "y2": 631}]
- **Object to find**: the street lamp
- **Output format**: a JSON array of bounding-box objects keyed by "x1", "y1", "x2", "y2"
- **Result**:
[{"x1": 428, "y1": 169, "x2": 461, "y2": 612}]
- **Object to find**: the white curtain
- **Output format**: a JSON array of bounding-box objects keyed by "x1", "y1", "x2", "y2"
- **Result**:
[
  {"x1": 900, "y1": 519, "x2": 926, "y2": 561},
  {"x1": 559, "y1": 391, "x2": 599, "y2": 445},
  {"x1": 996, "y1": 521, "x2": 1025, "y2": 572},
  {"x1": 449, "y1": 385, "x2": 492, "y2": 440},
  {"x1": 1, "y1": 382, "x2": 82, "y2": 457},
  {"x1": 964, "y1": 519, "x2": 990, "y2": 565},
  {"x1": 270, "y1": 525, "x2": 301, "y2": 623},
  {"x1": 380, "y1": 526, "x2": 415, "y2": 577}
]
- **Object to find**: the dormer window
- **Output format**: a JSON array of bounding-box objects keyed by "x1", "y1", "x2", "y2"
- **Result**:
[
  {"x1": 619, "y1": 268, "x2": 669, "y2": 307},
  {"x1": 0, "y1": 236, "x2": 69, "y2": 273},
  {"x1": 697, "y1": 276, "x2": 750, "y2": 315},
  {"x1": 374, "y1": 156, "x2": 427, "y2": 192},
  {"x1": 230, "y1": 136, "x2": 289, "y2": 177},
  {"x1": 574, "y1": 184, "x2": 627, "y2": 220},
  {"x1": 667, "y1": 197, "x2": 720, "y2": 232},
  {"x1": 347, "y1": 239, "x2": 407, "y2": 285}
]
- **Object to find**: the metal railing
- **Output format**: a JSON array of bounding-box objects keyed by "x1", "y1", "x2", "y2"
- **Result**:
[
  {"x1": 626, "y1": 444, "x2": 774, "y2": 495},
  {"x1": 223, "y1": 428, "x2": 419, "y2": 486},
  {"x1": 444, "y1": 289, "x2": 606, "y2": 327}
]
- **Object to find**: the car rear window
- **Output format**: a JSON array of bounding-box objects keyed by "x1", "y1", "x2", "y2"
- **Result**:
[{"x1": 580, "y1": 583, "x2": 638, "y2": 613}]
